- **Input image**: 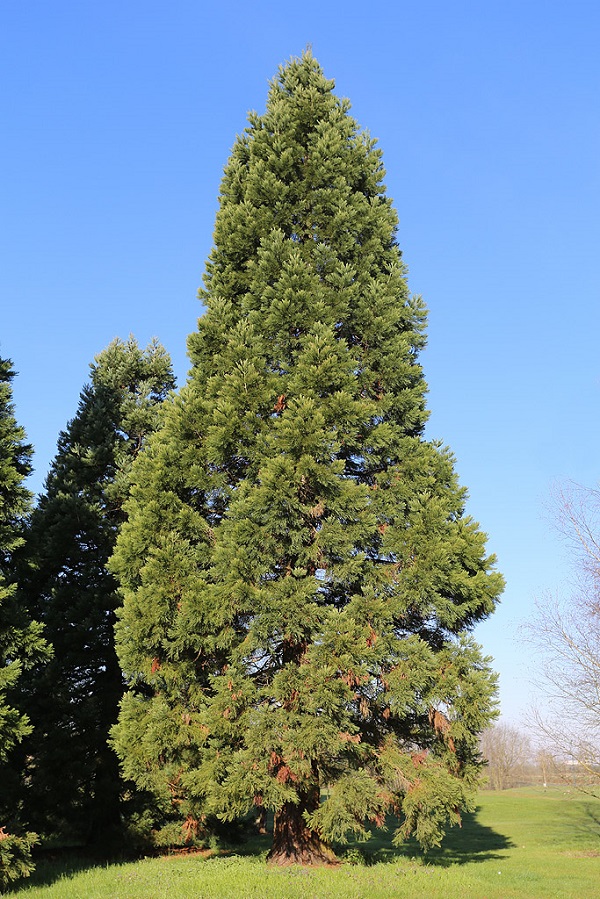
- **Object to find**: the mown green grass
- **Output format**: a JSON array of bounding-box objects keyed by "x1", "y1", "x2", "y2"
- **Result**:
[{"x1": 6, "y1": 788, "x2": 600, "y2": 898}]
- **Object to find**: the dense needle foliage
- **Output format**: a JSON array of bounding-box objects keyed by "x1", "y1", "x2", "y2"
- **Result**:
[
  {"x1": 111, "y1": 53, "x2": 503, "y2": 863},
  {"x1": 0, "y1": 358, "x2": 46, "y2": 886},
  {"x1": 16, "y1": 338, "x2": 174, "y2": 846}
]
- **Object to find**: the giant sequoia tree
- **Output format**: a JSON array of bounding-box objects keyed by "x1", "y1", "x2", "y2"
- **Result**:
[
  {"x1": 18, "y1": 338, "x2": 174, "y2": 845},
  {"x1": 111, "y1": 53, "x2": 503, "y2": 864}
]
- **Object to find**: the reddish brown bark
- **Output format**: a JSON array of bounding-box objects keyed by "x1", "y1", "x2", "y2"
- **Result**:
[{"x1": 267, "y1": 789, "x2": 337, "y2": 866}]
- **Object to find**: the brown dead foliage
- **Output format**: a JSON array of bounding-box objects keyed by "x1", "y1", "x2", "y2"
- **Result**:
[
  {"x1": 411, "y1": 751, "x2": 427, "y2": 768},
  {"x1": 429, "y1": 707, "x2": 456, "y2": 752},
  {"x1": 366, "y1": 625, "x2": 377, "y2": 647}
]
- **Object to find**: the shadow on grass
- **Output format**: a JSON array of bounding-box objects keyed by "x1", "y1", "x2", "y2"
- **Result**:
[
  {"x1": 7, "y1": 833, "x2": 273, "y2": 894},
  {"x1": 333, "y1": 806, "x2": 514, "y2": 868},
  {"x1": 563, "y1": 800, "x2": 600, "y2": 844},
  {"x1": 420, "y1": 806, "x2": 514, "y2": 866},
  {"x1": 7, "y1": 807, "x2": 513, "y2": 892},
  {"x1": 7, "y1": 846, "x2": 109, "y2": 894}
]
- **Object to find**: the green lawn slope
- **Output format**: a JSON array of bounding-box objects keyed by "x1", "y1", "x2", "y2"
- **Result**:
[{"x1": 7, "y1": 788, "x2": 600, "y2": 898}]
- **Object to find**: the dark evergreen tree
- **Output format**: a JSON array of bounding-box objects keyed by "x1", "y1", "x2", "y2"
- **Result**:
[
  {"x1": 0, "y1": 358, "x2": 47, "y2": 884},
  {"x1": 111, "y1": 53, "x2": 503, "y2": 864},
  {"x1": 18, "y1": 337, "x2": 174, "y2": 846}
]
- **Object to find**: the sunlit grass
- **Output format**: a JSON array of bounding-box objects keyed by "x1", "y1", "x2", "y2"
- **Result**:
[{"x1": 7, "y1": 788, "x2": 600, "y2": 898}]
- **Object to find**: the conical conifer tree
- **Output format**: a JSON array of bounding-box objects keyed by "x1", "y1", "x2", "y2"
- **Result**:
[
  {"x1": 0, "y1": 359, "x2": 50, "y2": 764},
  {"x1": 111, "y1": 52, "x2": 503, "y2": 864},
  {"x1": 17, "y1": 337, "x2": 174, "y2": 846},
  {"x1": 0, "y1": 358, "x2": 47, "y2": 884}
]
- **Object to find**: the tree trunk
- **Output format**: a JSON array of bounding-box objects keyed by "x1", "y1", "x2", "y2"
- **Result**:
[{"x1": 267, "y1": 788, "x2": 337, "y2": 866}]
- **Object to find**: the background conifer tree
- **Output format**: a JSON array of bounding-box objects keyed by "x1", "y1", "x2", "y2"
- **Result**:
[
  {"x1": 17, "y1": 337, "x2": 174, "y2": 846},
  {"x1": 111, "y1": 53, "x2": 503, "y2": 864},
  {"x1": 0, "y1": 358, "x2": 47, "y2": 883}
]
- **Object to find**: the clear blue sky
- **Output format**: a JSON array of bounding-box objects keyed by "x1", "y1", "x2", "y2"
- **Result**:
[{"x1": 2, "y1": 1, "x2": 599, "y2": 725}]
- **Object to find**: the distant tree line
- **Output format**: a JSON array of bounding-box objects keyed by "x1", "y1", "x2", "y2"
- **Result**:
[{"x1": 481, "y1": 722, "x2": 600, "y2": 792}]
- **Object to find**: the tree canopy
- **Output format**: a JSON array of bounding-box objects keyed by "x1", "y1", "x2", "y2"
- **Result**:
[
  {"x1": 0, "y1": 358, "x2": 48, "y2": 766},
  {"x1": 111, "y1": 52, "x2": 503, "y2": 864},
  {"x1": 0, "y1": 357, "x2": 47, "y2": 886},
  {"x1": 15, "y1": 338, "x2": 175, "y2": 845}
]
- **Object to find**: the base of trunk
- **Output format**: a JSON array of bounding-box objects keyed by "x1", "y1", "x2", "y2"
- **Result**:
[
  {"x1": 267, "y1": 842, "x2": 338, "y2": 866},
  {"x1": 267, "y1": 800, "x2": 338, "y2": 866}
]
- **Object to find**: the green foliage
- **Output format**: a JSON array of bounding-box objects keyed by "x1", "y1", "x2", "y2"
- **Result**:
[
  {"x1": 0, "y1": 359, "x2": 46, "y2": 761},
  {"x1": 14, "y1": 338, "x2": 174, "y2": 845},
  {"x1": 112, "y1": 51, "x2": 503, "y2": 860},
  {"x1": 0, "y1": 358, "x2": 48, "y2": 886},
  {"x1": 0, "y1": 828, "x2": 38, "y2": 892}
]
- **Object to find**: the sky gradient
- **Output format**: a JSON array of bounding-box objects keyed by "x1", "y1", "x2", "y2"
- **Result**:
[{"x1": 3, "y1": 1, "x2": 600, "y2": 726}]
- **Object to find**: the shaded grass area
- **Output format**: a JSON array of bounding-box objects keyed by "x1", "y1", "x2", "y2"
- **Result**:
[
  {"x1": 350, "y1": 798, "x2": 514, "y2": 867},
  {"x1": 6, "y1": 788, "x2": 600, "y2": 898}
]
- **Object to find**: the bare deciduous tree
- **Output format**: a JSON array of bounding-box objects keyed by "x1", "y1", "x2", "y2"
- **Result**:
[
  {"x1": 524, "y1": 483, "x2": 600, "y2": 792},
  {"x1": 480, "y1": 723, "x2": 532, "y2": 789}
]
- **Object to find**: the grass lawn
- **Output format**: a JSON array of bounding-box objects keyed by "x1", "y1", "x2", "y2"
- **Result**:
[{"x1": 6, "y1": 788, "x2": 600, "y2": 898}]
